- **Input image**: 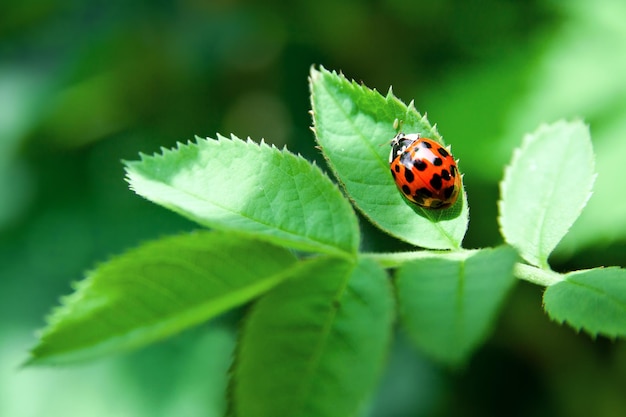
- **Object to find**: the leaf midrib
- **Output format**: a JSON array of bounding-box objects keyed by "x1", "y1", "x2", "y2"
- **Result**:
[
  {"x1": 567, "y1": 278, "x2": 626, "y2": 313},
  {"x1": 34, "y1": 259, "x2": 306, "y2": 364},
  {"x1": 454, "y1": 260, "x2": 466, "y2": 350},
  {"x1": 529, "y1": 134, "x2": 574, "y2": 268},
  {"x1": 291, "y1": 265, "x2": 354, "y2": 415}
]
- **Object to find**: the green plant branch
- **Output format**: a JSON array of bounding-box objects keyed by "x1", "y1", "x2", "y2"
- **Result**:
[
  {"x1": 362, "y1": 250, "x2": 478, "y2": 269},
  {"x1": 513, "y1": 263, "x2": 564, "y2": 286},
  {"x1": 364, "y1": 252, "x2": 564, "y2": 287}
]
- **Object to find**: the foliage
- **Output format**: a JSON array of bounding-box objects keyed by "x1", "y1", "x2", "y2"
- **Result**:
[
  {"x1": 125, "y1": 136, "x2": 359, "y2": 257},
  {"x1": 309, "y1": 69, "x2": 468, "y2": 249},
  {"x1": 27, "y1": 67, "x2": 625, "y2": 416},
  {"x1": 395, "y1": 246, "x2": 517, "y2": 365},
  {"x1": 28, "y1": 232, "x2": 298, "y2": 365},
  {"x1": 232, "y1": 257, "x2": 393, "y2": 417},
  {"x1": 499, "y1": 121, "x2": 595, "y2": 269}
]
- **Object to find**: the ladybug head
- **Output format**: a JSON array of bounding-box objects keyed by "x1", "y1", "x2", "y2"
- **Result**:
[{"x1": 389, "y1": 132, "x2": 420, "y2": 163}]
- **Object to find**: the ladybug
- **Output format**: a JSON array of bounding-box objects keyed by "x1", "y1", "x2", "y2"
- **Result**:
[{"x1": 389, "y1": 132, "x2": 461, "y2": 209}]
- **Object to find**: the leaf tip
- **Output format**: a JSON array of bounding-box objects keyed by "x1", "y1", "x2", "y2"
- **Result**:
[{"x1": 309, "y1": 64, "x2": 322, "y2": 82}]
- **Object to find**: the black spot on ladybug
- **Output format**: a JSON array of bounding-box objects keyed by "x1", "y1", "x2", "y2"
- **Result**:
[
  {"x1": 416, "y1": 187, "x2": 433, "y2": 198},
  {"x1": 404, "y1": 169, "x2": 415, "y2": 183},
  {"x1": 444, "y1": 185, "x2": 456, "y2": 199},
  {"x1": 412, "y1": 194, "x2": 425, "y2": 205},
  {"x1": 450, "y1": 165, "x2": 457, "y2": 178},
  {"x1": 394, "y1": 164, "x2": 400, "y2": 173},
  {"x1": 418, "y1": 141, "x2": 432, "y2": 149},
  {"x1": 437, "y1": 147, "x2": 449, "y2": 158},
  {"x1": 401, "y1": 184, "x2": 411, "y2": 195},
  {"x1": 441, "y1": 169, "x2": 450, "y2": 180},
  {"x1": 433, "y1": 157, "x2": 443, "y2": 166},
  {"x1": 414, "y1": 159, "x2": 427, "y2": 171},
  {"x1": 430, "y1": 174, "x2": 442, "y2": 190}
]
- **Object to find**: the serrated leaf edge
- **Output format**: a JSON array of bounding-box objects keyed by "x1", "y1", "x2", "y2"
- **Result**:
[
  {"x1": 498, "y1": 120, "x2": 596, "y2": 268},
  {"x1": 124, "y1": 133, "x2": 360, "y2": 257},
  {"x1": 26, "y1": 232, "x2": 301, "y2": 366},
  {"x1": 543, "y1": 266, "x2": 626, "y2": 339},
  {"x1": 309, "y1": 66, "x2": 468, "y2": 250}
]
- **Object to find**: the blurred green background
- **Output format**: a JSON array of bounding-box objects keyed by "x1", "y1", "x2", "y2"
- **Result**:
[{"x1": 2, "y1": 0, "x2": 626, "y2": 416}]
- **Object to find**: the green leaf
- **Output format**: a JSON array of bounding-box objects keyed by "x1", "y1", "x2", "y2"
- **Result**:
[
  {"x1": 557, "y1": 116, "x2": 626, "y2": 253},
  {"x1": 309, "y1": 66, "x2": 468, "y2": 250},
  {"x1": 395, "y1": 246, "x2": 517, "y2": 365},
  {"x1": 231, "y1": 257, "x2": 394, "y2": 417},
  {"x1": 28, "y1": 231, "x2": 297, "y2": 365},
  {"x1": 543, "y1": 267, "x2": 626, "y2": 338},
  {"x1": 499, "y1": 120, "x2": 596, "y2": 268},
  {"x1": 125, "y1": 135, "x2": 359, "y2": 257}
]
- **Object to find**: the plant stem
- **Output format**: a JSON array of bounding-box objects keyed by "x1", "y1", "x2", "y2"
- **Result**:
[
  {"x1": 362, "y1": 249, "x2": 477, "y2": 269},
  {"x1": 364, "y1": 251, "x2": 563, "y2": 287},
  {"x1": 513, "y1": 263, "x2": 564, "y2": 287}
]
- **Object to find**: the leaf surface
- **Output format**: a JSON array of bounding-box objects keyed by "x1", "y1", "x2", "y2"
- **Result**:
[
  {"x1": 544, "y1": 267, "x2": 626, "y2": 338},
  {"x1": 499, "y1": 120, "x2": 595, "y2": 268},
  {"x1": 395, "y1": 246, "x2": 517, "y2": 365},
  {"x1": 310, "y1": 67, "x2": 468, "y2": 250},
  {"x1": 125, "y1": 135, "x2": 359, "y2": 256},
  {"x1": 28, "y1": 232, "x2": 297, "y2": 365},
  {"x1": 232, "y1": 257, "x2": 394, "y2": 417}
]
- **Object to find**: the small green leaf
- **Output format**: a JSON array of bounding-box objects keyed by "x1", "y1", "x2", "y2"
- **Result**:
[
  {"x1": 395, "y1": 246, "x2": 517, "y2": 365},
  {"x1": 309, "y1": 66, "x2": 468, "y2": 250},
  {"x1": 543, "y1": 267, "x2": 626, "y2": 338},
  {"x1": 557, "y1": 117, "x2": 626, "y2": 253},
  {"x1": 232, "y1": 257, "x2": 394, "y2": 417},
  {"x1": 499, "y1": 120, "x2": 596, "y2": 268},
  {"x1": 28, "y1": 232, "x2": 297, "y2": 365},
  {"x1": 125, "y1": 135, "x2": 359, "y2": 257}
]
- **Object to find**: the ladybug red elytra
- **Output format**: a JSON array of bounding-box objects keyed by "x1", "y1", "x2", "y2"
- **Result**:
[{"x1": 389, "y1": 132, "x2": 461, "y2": 209}]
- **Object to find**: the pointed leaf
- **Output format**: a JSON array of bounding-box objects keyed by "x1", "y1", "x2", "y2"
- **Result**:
[
  {"x1": 544, "y1": 267, "x2": 626, "y2": 338},
  {"x1": 232, "y1": 257, "x2": 394, "y2": 417},
  {"x1": 125, "y1": 135, "x2": 359, "y2": 257},
  {"x1": 28, "y1": 232, "x2": 297, "y2": 365},
  {"x1": 309, "y1": 66, "x2": 468, "y2": 250},
  {"x1": 395, "y1": 246, "x2": 517, "y2": 365},
  {"x1": 499, "y1": 120, "x2": 596, "y2": 268}
]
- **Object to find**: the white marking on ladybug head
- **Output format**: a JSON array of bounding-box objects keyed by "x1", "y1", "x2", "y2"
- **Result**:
[{"x1": 403, "y1": 133, "x2": 421, "y2": 141}]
